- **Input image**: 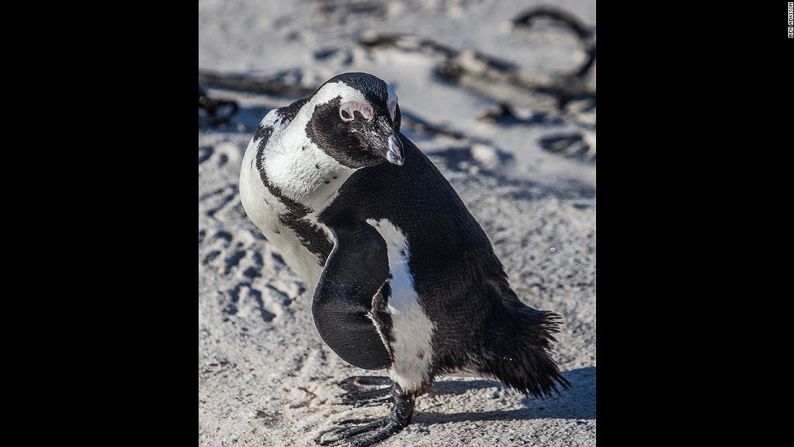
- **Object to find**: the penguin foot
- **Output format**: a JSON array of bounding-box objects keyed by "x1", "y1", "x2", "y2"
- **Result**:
[
  {"x1": 338, "y1": 375, "x2": 391, "y2": 391},
  {"x1": 338, "y1": 376, "x2": 393, "y2": 407},
  {"x1": 340, "y1": 386, "x2": 392, "y2": 407},
  {"x1": 317, "y1": 388, "x2": 415, "y2": 446}
]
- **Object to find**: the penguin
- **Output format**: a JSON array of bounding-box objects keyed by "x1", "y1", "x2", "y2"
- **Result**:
[{"x1": 239, "y1": 72, "x2": 570, "y2": 446}]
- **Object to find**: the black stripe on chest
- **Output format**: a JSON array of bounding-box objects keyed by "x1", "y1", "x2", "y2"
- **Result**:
[{"x1": 254, "y1": 104, "x2": 334, "y2": 265}]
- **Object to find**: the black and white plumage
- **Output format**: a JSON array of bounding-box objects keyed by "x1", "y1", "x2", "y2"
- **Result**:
[{"x1": 240, "y1": 72, "x2": 569, "y2": 446}]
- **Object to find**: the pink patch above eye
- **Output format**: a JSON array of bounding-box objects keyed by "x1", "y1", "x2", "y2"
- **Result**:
[{"x1": 340, "y1": 101, "x2": 373, "y2": 121}]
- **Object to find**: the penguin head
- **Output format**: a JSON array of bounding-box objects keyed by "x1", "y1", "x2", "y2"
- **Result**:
[{"x1": 305, "y1": 72, "x2": 404, "y2": 169}]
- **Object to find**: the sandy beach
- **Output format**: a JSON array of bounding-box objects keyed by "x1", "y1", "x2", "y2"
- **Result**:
[{"x1": 199, "y1": 1, "x2": 595, "y2": 445}]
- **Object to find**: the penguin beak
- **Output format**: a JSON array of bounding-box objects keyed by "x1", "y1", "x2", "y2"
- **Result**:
[
  {"x1": 364, "y1": 116, "x2": 404, "y2": 166},
  {"x1": 385, "y1": 134, "x2": 404, "y2": 166}
]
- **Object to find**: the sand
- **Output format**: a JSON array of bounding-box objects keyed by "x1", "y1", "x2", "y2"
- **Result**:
[{"x1": 199, "y1": 1, "x2": 595, "y2": 445}]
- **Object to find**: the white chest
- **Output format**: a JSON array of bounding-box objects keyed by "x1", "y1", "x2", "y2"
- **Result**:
[
  {"x1": 367, "y1": 219, "x2": 435, "y2": 392},
  {"x1": 239, "y1": 128, "x2": 352, "y2": 292}
]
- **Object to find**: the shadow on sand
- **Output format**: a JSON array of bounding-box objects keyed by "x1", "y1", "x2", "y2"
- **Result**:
[{"x1": 416, "y1": 366, "x2": 595, "y2": 424}]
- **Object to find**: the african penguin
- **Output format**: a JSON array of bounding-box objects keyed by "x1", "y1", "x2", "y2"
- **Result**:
[{"x1": 239, "y1": 72, "x2": 569, "y2": 446}]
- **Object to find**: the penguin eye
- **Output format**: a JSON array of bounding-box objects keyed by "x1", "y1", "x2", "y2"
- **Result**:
[{"x1": 339, "y1": 101, "x2": 372, "y2": 122}]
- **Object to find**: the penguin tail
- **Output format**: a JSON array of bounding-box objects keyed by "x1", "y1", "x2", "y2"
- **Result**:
[{"x1": 476, "y1": 299, "x2": 571, "y2": 399}]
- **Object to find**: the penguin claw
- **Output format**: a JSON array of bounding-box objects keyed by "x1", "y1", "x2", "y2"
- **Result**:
[
  {"x1": 316, "y1": 417, "x2": 399, "y2": 447},
  {"x1": 334, "y1": 417, "x2": 378, "y2": 426}
]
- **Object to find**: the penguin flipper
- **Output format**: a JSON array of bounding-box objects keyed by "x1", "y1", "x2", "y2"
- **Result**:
[{"x1": 312, "y1": 221, "x2": 391, "y2": 370}]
